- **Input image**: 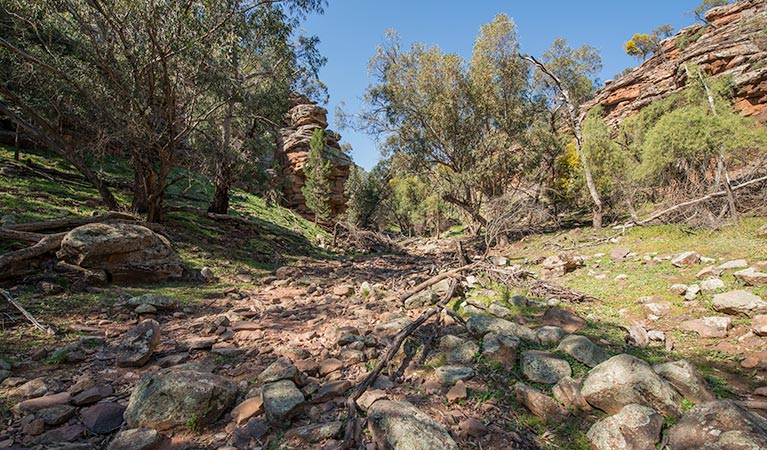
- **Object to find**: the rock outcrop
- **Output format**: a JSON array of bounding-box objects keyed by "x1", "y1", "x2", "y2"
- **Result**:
[
  {"x1": 584, "y1": 0, "x2": 767, "y2": 125},
  {"x1": 278, "y1": 95, "x2": 352, "y2": 219}
]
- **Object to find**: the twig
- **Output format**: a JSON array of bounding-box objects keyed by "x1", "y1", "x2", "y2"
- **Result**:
[
  {"x1": 335, "y1": 280, "x2": 460, "y2": 450},
  {"x1": 1, "y1": 289, "x2": 54, "y2": 335}
]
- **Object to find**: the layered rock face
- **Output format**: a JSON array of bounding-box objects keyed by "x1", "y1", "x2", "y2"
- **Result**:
[
  {"x1": 584, "y1": 0, "x2": 767, "y2": 125},
  {"x1": 278, "y1": 96, "x2": 352, "y2": 219}
]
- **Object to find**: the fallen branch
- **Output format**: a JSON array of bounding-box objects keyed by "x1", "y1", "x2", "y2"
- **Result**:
[
  {"x1": 0, "y1": 232, "x2": 66, "y2": 275},
  {"x1": 335, "y1": 280, "x2": 459, "y2": 450},
  {"x1": 0, "y1": 228, "x2": 49, "y2": 243},
  {"x1": 1, "y1": 289, "x2": 55, "y2": 335},
  {"x1": 4, "y1": 212, "x2": 137, "y2": 233},
  {"x1": 631, "y1": 174, "x2": 767, "y2": 226},
  {"x1": 398, "y1": 263, "x2": 477, "y2": 303},
  {"x1": 482, "y1": 264, "x2": 595, "y2": 302}
]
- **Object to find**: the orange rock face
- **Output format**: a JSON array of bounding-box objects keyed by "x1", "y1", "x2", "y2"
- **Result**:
[
  {"x1": 584, "y1": 0, "x2": 767, "y2": 126},
  {"x1": 278, "y1": 95, "x2": 352, "y2": 219}
]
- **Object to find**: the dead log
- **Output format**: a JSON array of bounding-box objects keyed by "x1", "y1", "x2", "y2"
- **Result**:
[
  {"x1": 0, "y1": 232, "x2": 66, "y2": 275},
  {"x1": 0, "y1": 228, "x2": 49, "y2": 243},
  {"x1": 4, "y1": 212, "x2": 137, "y2": 233},
  {"x1": 632, "y1": 174, "x2": 767, "y2": 226},
  {"x1": 335, "y1": 280, "x2": 459, "y2": 450},
  {"x1": 398, "y1": 263, "x2": 477, "y2": 303},
  {"x1": 1, "y1": 289, "x2": 55, "y2": 334}
]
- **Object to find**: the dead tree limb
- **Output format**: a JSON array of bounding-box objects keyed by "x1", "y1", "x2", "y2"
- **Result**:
[
  {"x1": 398, "y1": 263, "x2": 477, "y2": 303},
  {"x1": 0, "y1": 228, "x2": 49, "y2": 243},
  {"x1": 0, "y1": 232, "x2": 66, "y2": 274},
  {"x1": 631, "y1": 174, "x2": 767, "y2": 226},
  {"x1": 4, "y1": 212, "x2": 137, "y2": 233},
  {"x1": 1, "y1": 289, "x2": 55, "y2": 335},
  {"x1": 335, "y1": 280, "x2": 459, "y2": 450}
]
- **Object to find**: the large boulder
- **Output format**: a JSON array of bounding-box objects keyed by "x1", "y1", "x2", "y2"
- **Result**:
[
  {"x1": 581, "y1": 354, "x2": 681, "y2": 418},
  {"x1": 711, "y1": 290, "x2": 767, "y2": 317},
  {"x1": 57, "y1": 223, "x2": 183, "y2": 282},
  {"x1": 652, "y1": 360, "x2": 715, "y2": 404},
  {"x1": 520, "y1": 351, "x2": 571, "y2": 384},
  {"x1": 667, "y1": 400, "x2": 767, "y2": 450},
  {"x1": 587, "y1": 404, "x2": 664, "y2": 450},
  {"x1": 466, "y1": 316, "x2": 538, "y2": 343},
  {"x1": 556, "y1": 334, "x2": 609, "y2": 368},
  {"x1": 367, "y1": 400, "x2": 459, "y2": 450},
  {"x1": 123, "y1": 367, "x2": 238, "y2": 431}
]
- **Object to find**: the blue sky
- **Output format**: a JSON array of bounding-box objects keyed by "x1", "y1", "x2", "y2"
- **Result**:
[{"x1": 301, "y1": 0, "x2": 703, "y2": 170}]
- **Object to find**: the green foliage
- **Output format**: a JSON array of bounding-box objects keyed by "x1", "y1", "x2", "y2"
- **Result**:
[
  {"x1": 581, "y1": 109, "x2": 631, "y2": 203},
  {"x1": 302, "y1": 128, "x2": 333, "y2": 222},
  {"x1": 625, "y1": 25, "x2": 674, "y2": 60}
]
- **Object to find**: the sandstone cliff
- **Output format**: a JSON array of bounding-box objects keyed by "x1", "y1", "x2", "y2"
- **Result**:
[
  {"x1": 278, "y1": 96, "x2": 352, "y2": 219},
  {"x1": 584, "y1": 0, "x2": 767, "y2": 125}
]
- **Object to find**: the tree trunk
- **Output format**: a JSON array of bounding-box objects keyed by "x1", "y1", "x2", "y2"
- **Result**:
[
  {"x1": 14, "y1": 123, "x2": 20, "y2": 161},
  {"x1": 208, "y1": 101, "x2": 233, "y2": 215},
  {"x1": 0, "y1": 99, "x2": 119, "y2": 210},
  {"x1": 131, "y1": 156, "x2": 150, "y2": 214},
  {"x1": 442, "y1": 194, "x2": 487, "y2": 229}
]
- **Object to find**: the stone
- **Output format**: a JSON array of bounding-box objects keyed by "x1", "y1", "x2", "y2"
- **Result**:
[
  {"x1": 684, "y1": 284, "x2": 701, "y2": 301},
  {"x1": 610, "y1": 246, "x2": 631, "y2": 260},
  {"x1": 481, "y1": 332, "x2": 519, "y2": 369},
  {"x1": 15, "y1": 392, "x2": 70, "y2": 414},
  {"x1": 541, "y1": 253, "x2": 583, "y2": 277},
  {"x1": 671, "y1": 251, "x2": 700, "y2": 267},
  {"x1": 116, "y1": 319, "x2": 161, "y2": 367},
  {"x1": 231, "y1": 397, "x2": 264, "y2": 425},
  {"x1": 488, "y1": 302, "x2": 512, "y2": 318},
  {"x1": 318, "y1": 358, "x2": 343, "y2": 376},
  {"x1": 669, "y1": 284, "x2": 689, "y2": 295},
  {"x1": 541, "y1": 308, "x2": 586, "y2": 332},
  {"x1": 37, "y1": 424, "x2": 84, "y2": 444},
  {"x1": 81, "y1": 402, "x2": 126, "y2": 434},
  {"x1": 262, "y1": 380, "x2": 305, "y2": 425},
  {"x1": 367, "y1": 400, "x2": 459, "y2": 450},
  {"x1": 535, "y1": 326, "x2": 567, "y2": 346},
  {"x1": 734, "y1": 267, "x2": 767, "y2": 286},
  {"x1": 667, "y1": 400, "x2": 767, "y2": 450},
  {"x1": 439, "y1": 335, "x2": 478, "y2": 364},
  {"x1": 257, "y1": 357, "x2": 299, "y2": 384},
  {"x1": 712, "y1": 290, "x2": 767, "y2": 317},
  {"x1": 446, "y1": 380, "x2": 467, "y2": 403},
  {"x1": 434, "y1": 366, "x2": 474, "y2": 386},
  {"x1": 582, "y1": 354, "x2": 681, "y2": 418},
  {"x1": 404, "y1": 290, "x2": 440, "y2": 309},
  {"x1": 57, "y1": 223, "x2": 184, "y2": 282},
  {"x1": 653, "y1": 360, "x2": 716, "y2": 404},
  {"x1": 514, "y1": 382, "x2": 569, "y2": 423},
  {"x1": 9, "y1": 377, "x2": 48, "y2": 402},
  {"x1": 134, "y1": 304, "x2": 157, "y2": 314},
  {"x1": 699, "y1": 278, "x2": 725, "y2": 291},
  {"x1": 125, "y1": 294, "x2": 176, "y2": 310},
  {"x1": 356, "y1": 389, "x2": 387, "y2": 411},
  {"x1": 38, "y1": 404, "x2": 76, "y2": 425},
  {"x1": 643, "y1": 302, "x2": 672, "y2": 317},
  {"x1": 24, "y1": 417, "x2": 46, "y2": 436},
  {"x1": 753, "y1": 315, "x2": 767, "y2": 336},
  {"x1": 465, "y1": 315, "x2": 537, "y2": 342},
  {"x1": 681, "y1": 316, "x2": 733, "y2": 338},
  {"x1": 458, "y1": 417, "x2": 488, "y2": 438},
  {"x1": 285, "y1": 421, "x2": 343, "y2": 443},
  {"x1": 552, "y1": 377, "x2": 591, "y2": 412},
  {"x1": 587, "y1": 404, "x2": 664, "y2": 450},
  {"x1": 520, "y1": 350, "x2": 571, "y2": 384},
  {"x1": 200, "y1": 266, "x2": 214, "y2": 281},
  {"x1": 0, "y1": 359, "x2": 9, "y2": 383},
  {"x1": 124, "y1": 367, "x2": 238, "y2": 431},
  {"x1": 489, "y1": 255, "x2": 509, "y2": 266},
  {"x1": 333, "y1": 285, "x2": 353, "y2": 297},
  {"x1": 184, "y1": 336, "x2": 218, "y2": 350},
  {"x1": 759, "y1": 224, "x2": 767, "y2": 237},
  {"x1": 312, "y1": 380, "x2": 351, "y2": 403},
  {"x1": 696, "y1": 266, "x2": 723, "y2": 279},
  {"x1": 72, "y1": 384, "x2": 113, "y2": 406},
  {"x1": 718, "y1": 259, "x2": 749, "y2": 270},
  {"x1": 107, "y1": 428, "x2": 162, "y2": 450},
  {"x1": 557, "y1": 335, "x2": 610, "y2": 368}
]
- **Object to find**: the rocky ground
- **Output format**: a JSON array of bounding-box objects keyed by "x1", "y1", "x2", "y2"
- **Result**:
[{"x1": 2, "y1": 227, "x2": 767, "y2": 450}]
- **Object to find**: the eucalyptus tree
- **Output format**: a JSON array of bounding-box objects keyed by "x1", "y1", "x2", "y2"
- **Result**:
[
  {"x1": 0, "y1": 0, "x2": 324, "y2": 222},
  {"x1": 359, "y1": 14, "x2": 531, "y2": 232}
]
